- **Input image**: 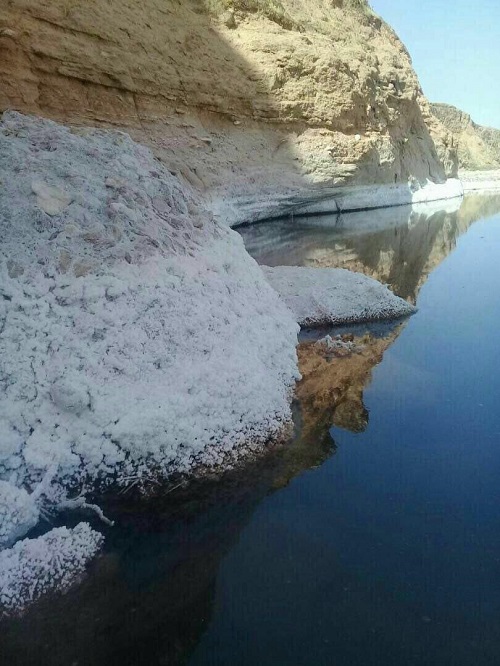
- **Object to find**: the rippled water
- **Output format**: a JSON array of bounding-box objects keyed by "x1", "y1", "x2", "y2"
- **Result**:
[{"x1": 4, "y1": 193, "x2": 500, "y2": 666}]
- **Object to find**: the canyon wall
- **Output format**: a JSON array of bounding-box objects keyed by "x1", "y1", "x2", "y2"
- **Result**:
[{"x1": 1, "y1": 0, "x2": 459, "y2": 223}]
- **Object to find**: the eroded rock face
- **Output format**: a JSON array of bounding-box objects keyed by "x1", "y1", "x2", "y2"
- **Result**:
[
  {"x1": 431, "y1": 103, "x2": 500, "y2": 170},
  {"x1": 0, "y1": 0, "x2": 457, "y2": 222}
]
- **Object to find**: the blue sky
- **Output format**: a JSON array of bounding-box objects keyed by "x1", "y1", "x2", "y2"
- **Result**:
[{"x1": 369, "y1": 0, "x2": 500, "y2": 128}]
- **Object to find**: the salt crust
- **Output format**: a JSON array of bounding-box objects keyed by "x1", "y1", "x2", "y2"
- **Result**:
[
  {"x1": 264, "y1": 266, "x2": 416, "y2": 327},
  {"x1": 0, "y1": 111, "x2": 299, "y2": 496},
  {"x1": 0, "y1": 481, "x2": 39, "y2": 549},
  {"x1": 0, "y1": 523, "x2": 103, "y2": 616},
  {"x1": 0, "y1": 111, "x2": 299, "y2": 614}
]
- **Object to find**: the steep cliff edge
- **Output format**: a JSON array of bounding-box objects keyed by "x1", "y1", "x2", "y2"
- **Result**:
[
  {"x1": 431, "y1": 103, "x2": 500, "y2": 171},
  {"x1": 1, "y1": 0, "x2": 459, "y2": 223}
]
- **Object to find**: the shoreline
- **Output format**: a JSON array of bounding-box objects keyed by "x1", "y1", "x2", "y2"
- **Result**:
[
  {"x1": 460, "y1": 169, "x2": 500, "y2": 193},
  {"x1": 222, "y1": 175, "x2": 500, "y2": 229},
  {"x1": 230, "y1": 179, "x2": 466, "y2": 227},
  {"x1": 214, "y1": 179, "x2": 465, "y2": 228},
  {"x1": 1, "y1": 111, "x2": 498, "y2": 619}
]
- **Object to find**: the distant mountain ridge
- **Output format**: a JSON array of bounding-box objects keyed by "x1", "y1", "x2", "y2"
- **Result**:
[{"x1": 431, "y1": 103, "x2": 500, "y2": 170}]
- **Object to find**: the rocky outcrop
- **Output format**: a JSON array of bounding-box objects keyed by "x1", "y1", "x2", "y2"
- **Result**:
[
  {"x1": 1, "y1": 0, "x2": 458, "y2": 223},
  {"x1": 431, "y1": 103, "x2": 500, "y2": 170}
]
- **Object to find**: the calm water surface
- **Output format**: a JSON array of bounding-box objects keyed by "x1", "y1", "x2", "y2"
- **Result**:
[{"x1": 4, "y1": 194, "x2": 500, "y2": 666}]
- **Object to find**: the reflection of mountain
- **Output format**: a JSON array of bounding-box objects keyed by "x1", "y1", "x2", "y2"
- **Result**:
[{"x1": 240, "y1": 194, "x2": 500, "y2": 304}]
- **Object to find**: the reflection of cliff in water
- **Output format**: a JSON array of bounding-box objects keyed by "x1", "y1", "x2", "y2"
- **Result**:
[
  {"x1": 240, "y1": 193, "x2": 500, "y2": 304},
  {"x1": 1, "y1": 322, "x2": 401, "y2": 666},
  {"x1": 296, "y1": 325, "x2": 402, "y2": 443}
]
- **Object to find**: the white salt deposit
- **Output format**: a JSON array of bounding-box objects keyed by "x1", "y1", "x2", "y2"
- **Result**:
[
  {"x1": 0, "y1": 112, "x2": 299, "y2": 496},
  {"x1": 0, "y1": 112, "x2": 299, "y2": 614},
  {"x1": 460, "y1": 170, "x2": 500, "y2": 193},
  {"x1": 0, "y1": 481, "x2": 39, "y2": 548},
  {"x1": 0, "y1": 523, "x2": 103, "y2": 616},
  {"x1": 315, "y1": 335, "x2": 359, "y2": 355},
  {"x1": 264, "y1": 266, "x2": 416, "y2": 326},
  {"x1": 216, "y1": 178, "x2": 464, "y2": 227}
]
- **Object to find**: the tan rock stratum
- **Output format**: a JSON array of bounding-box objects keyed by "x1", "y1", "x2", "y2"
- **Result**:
[
  {"x1": 431, "y1": 103, "x2": 500, "y2": 171},
  {"x1": 1, "y1": 0, "x2": 459, "y2": 223}
]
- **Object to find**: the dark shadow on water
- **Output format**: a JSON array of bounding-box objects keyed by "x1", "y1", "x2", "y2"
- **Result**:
[{"x1": 0, "y1": 441, "x2": 335, "y2": 666}]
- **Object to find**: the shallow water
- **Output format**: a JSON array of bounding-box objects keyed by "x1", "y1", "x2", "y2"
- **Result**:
[{"x1": 4, "y1": 193, "x2": 500, "y2": 666}]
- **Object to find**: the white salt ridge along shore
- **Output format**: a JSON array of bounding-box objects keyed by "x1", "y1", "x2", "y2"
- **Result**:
[
  {"x1": 264, "y1": 266, "x2": 416, "y2": 327},
  {"x1": 460, "y1": 170, "x2": 500, "y2": 193},
  {"x1": 0, "y1": 111, "x2": 299, "y2": 615},
  {"x1": 0, "y1": 523, "x2": 103, "y2": 616},
  {"x1": 215, "y1": 177, "x2": 464, "y2": 227},
  {"x1": 0, "y1": 110, "x2": 299, "y2": 492},
  {"x1": 291, "y1": 178, "x2": 464, "y2": 217}
]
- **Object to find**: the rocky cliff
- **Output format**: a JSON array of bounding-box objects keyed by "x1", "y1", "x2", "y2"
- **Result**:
[
  {"x1": 1, "y1": 0, "x2": 458, "y2": 223},
  {"x1": 431, "y1": 102, "x2": 500, "y2": 171}
]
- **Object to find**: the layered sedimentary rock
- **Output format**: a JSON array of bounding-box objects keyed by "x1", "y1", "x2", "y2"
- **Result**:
[{"x1": 1, "y1": 0, "x2": 459, "y2": 223}]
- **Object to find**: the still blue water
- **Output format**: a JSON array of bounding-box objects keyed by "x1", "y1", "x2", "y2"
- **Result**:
[
  {"x1": 189, "y1": 197, "x2": 500, "y2": 666},
  {"x1": 4, "y1": 195, "x2": 500, "y2": 665}
]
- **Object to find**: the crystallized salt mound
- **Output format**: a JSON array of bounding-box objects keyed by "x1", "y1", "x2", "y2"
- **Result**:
[
  {"x1": 264, "y1": 266, "x2": 416, "y2": 327},
  {"x1": 0, "y1": 481, "x2": 39, "y2": 548},
  {"x1": 0, "y1": 112, "x2": 299, "y2": 497},
  {"x1": 0, "y1": 523, "x2": 103, "y2": 616}
]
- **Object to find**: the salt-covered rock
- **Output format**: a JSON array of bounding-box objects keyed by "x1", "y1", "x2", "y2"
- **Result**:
[
  {"x1": 0, "y1": 481, "x2": 39, "y2": 548},
  {"x1": 50, "y1": 379, "x2": 90, "y2": 416},
  {"x1": 264, "y1": 265, "x2": 416, "y2": 327},
  {"x1": 0, "y1": 422, "x2": 24, "y2": 463},
  {"x1": 31, "y1": 180, "x2": 73, "y2": 216},
  {"x1": 0, "y1": 523, "x2": 103, "y2": 616},
  {"x1": 0, "y1": 112, "x2": 299, "y2": 495}
]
